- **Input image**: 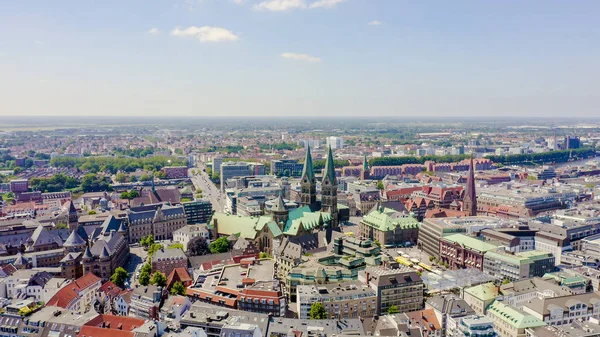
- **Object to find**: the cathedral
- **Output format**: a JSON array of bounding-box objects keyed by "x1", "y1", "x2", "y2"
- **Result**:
[{"x1": 211, "y1": 146, "x2": 346, "y2": 254}]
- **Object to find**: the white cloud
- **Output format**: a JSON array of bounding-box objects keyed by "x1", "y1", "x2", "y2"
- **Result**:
[
  {"x1": 232, "y1": 0, "x2": 245, "y2": 4},
  {"x1": 254, "y1": 0, "x2": 306, "y2": 11},
  {"x1": 281, "y1": 52, "x2": 321, "y2": 63},
  {"x1": 308, "y1": 0, "x2": 344, "y2": 9},
  {"x1": 171, "y1": 26, "x2": 239, "y2": 42},
  {"x1": 368, "y1": 20, "x2": 382, "y2": 26},
  {"x1": 148, "y1": 28, "x2": 160, "y2": 35}
]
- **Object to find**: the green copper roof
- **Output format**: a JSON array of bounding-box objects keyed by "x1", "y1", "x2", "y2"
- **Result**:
[
  {"x1": 361, "y1": 207, "x2": 420, "y2": 231},
  {"x1": 363, "y1": 155, "x2": 369, "y2": 171},
  {"x1": 322, "y1": 146, "x2": 336, "y2": 185},
  {"x1": 283, "y1": 206, "x2": 332, "y2": 235},
  {"x1": 487, "y1": 300, "x2": 546, "y2": 329},
  {"x1": 301, "y1": 145, "x2": 315, "y2": 182},
  {"x1": 442, "y1": 234, "x2": 499, "y2": 253},
  {"x1": 212, "y1": 213, "x2": 282, "y2": 239}
]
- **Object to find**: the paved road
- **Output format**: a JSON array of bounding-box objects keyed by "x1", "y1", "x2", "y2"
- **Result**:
[{"x1": 189, "y1": 166, "x2": 225, "y2": 213}]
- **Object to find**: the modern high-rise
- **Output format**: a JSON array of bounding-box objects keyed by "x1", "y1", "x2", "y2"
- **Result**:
[
  {"x1": 326, "y1": 136, "x2": 344, "y2": 149},
  {"x1": 359, "y1": 267, "x2": 424, "y2": 315}
]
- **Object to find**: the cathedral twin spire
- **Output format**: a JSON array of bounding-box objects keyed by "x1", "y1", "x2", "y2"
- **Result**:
[{"x1": 300, "y1": 145, "x2": 338, "y2": 228}]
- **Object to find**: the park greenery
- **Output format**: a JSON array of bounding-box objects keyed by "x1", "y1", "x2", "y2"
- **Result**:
[
  {"x1": 29, "y1": 173, "x2": 79, "y2": 192},
  {"x1": 168, "y1": 243, "x2": 184, "y2": 250},
  {"x1": 486, "y1": 147, "x2": 596, "y2": 165},
  {"x1": 49, "y1": 155, "x2": 187, "y2": 174}
]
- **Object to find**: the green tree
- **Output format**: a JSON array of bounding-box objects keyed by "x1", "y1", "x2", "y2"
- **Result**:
[
  {"x1": 377, "y1": 180, "x2": 384, "y2": 190},
  {"x1": 2, "y1": 192, "x2": 15, "y2": 202},
  {"x1": 170, "y1": 281, "x2": 186, "y2": 296},
  {"x1": 168, "y1": 243, "x2": 184, "y2": 250},
  {"x1": 128, "y1": 189, "x2": 140, "y2": 199},
  {"x1": 148, "y1": 243, "x2": 164, "y2": 258},
  {"x1": 88, "y1": 210, "x2": 97, "y2": 215},
  {"x1": 110, "y1": 267, "x2": 129, "y2": 288},
  {"x1": 209, "y1": 236, "x2": 230, "y2": 254},
  {"x1": 429, "y1": 256, "x2": 435, "y2": 262},
  {"x1": 373, "y1": 240, "x2": 381, "y2": 247},
  {"x1": 141, "y1": 263, "x2": 152, "y2": 274},
  {"x1": 150, "y1": 271, "x2": 167, "y2": 287},
  {"x1": 55, "y1": 223, "x2": 69, "y2": 230},
  {"x1": 115, "y1": 172, "x2": 127, "y2": 183},
  {"x1": 139, "y1": 270, "x2": 150, "y2": 286},
  {"x1": 186, "y1": 236, "x2": 210, "y2": 256},
  {"x1": 309, "y1": 302, "x2": 327, "y2": 319},
  {"x1": 13, "y1": 166, "x2": 23, "y2": 174},
  {"x1": 140, "y1": 235, "x2": 155, "y2": 248},
  {"x1": 387, "y1": 305, "x2": 400, "y2": 314},
  {"x1": 139, "y1": 173, "x2": 152, "y2": 182},
  {"x1": 502, "y1": 278, "x2": 511, "y2": 285},
  {"x1": 259, "y1": 252, "x2": 272, "y2": 259}
]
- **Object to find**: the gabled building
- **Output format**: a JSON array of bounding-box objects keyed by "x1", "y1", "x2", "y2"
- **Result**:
[
  {"x1": 46, "y1": 272, "x2": 102, "y2": 314},
  {"x1": 487, "y1": 300, "x2": 546, "y2": 337}
]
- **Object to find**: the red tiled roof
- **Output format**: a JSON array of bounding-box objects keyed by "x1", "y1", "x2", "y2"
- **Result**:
[
  {"x1": 84, "y1": 314, "x2": 146, "y2": 331},
  {"x1": 79, "y1": 326, "x2": 134, "y2": 337},
  {"x1": 1, "y1": 264, "x2": 17, "y2": 276},
  {"x1": 99, "y1": 281, "x2": 123, "y2": 297},
  {"x1": 404, "y1": 308, "x2": 441, "y2": 331},
  {"x1": 166, "y1": 267, "x2": 192, "y2": 289},
  {"x1": 47, "y1": 273, "x2": 101, "y2": 308}
]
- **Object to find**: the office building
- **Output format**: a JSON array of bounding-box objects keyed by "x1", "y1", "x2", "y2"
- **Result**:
[
  {"x1": 483, "y1": 250, "x2": 555, "y2": 282},
  {"x1": 296, "y1": 282, "x2": 377, "y2": 319},
  {"x1": 360, "y1": 267, "x2": 423, "y2": 315},
  {"x1": 487, "y1": 301, "x2": 546, "y2": 337},
  {"x1": 182, "y1": 200, "x2": 213, "y2": 224},
  {"x1": 359, "y1": 206, "x2": 420, "y2": 248},
  {"x1": 564, "y1": 136, "x2": 581, "y2": 149},
  {"x1": 9, "y1": 179, "x2": 28, "y2": 193},
  {"x1": 220, "y1": 162, "x2": 266, "y2": 191},
  {"x1": 270, "y1": 159, "x2": 304, "y2": 177}
]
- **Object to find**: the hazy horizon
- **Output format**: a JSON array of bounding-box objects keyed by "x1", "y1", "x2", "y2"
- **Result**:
[{"x1": 1, "y1": 1, "x2": 599, "y2": 117}]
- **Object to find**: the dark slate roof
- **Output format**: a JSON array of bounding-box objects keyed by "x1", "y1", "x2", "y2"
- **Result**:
[
  {"x1": 100, "y1": 215, "x2": 125, "y2": 235},
  {"x1": 63, "y1": 230, "x2": 86, "y2": 247},
  {"x1": 90, "y1": 233, "x2": 124, "y2": 258},
  {"x1": 161, "y1": 204, "x2": 185, "y2": 217},
  {"x1": 29, "y1": 224, "x2": 62, "y2": 247},
  {"x1": 28, "y1": 271, "x2": 53, "y2": 287},
  {"x1": 128, "y1": 210, "x2": 156, "y2": 223},
  {"x1": 60, "y1": 252, "x2": 81, "y2": 263},
  {"x1": 83, "y1": 246, "x2": 94, "y2": 259}
]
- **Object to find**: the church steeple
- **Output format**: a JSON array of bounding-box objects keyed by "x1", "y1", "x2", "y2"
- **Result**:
[
  {"x1": 300, "y1": 145, "x2": 317, "y2": 207},
  {"x1": 322, "y1": 146, "x2": 337, "y2": 186},
  {"x1": 463, "y1": 156, "x2": 477, "y2": 216},
  {"x1": 321, "y1": 146, "x2": 338, "y2": 227},
  {"x1": 360, "y1": 154, "x2": 370, "y2": 181}
]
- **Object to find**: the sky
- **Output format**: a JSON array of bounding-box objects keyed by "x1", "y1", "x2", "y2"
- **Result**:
[{"x1": 0, "y1": 0, "x2": 599, "y2": 118}]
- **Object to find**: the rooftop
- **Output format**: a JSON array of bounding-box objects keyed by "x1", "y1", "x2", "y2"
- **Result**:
[{"x1": 442, "y1": 234, "x2": 500, "y2": 253}]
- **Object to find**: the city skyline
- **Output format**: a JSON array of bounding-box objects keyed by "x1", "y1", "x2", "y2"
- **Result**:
[{"x1": 1, "y1": 0, "x2": 599, "y2": 117}]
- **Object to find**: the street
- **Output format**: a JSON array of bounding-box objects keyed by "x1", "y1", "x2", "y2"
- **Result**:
[
  {"x1": 189, "y1": 166, "x2": 225, "y2": 213},
  {"x1": 124, "y1": 246, "x2": 149, "y2": 288}
]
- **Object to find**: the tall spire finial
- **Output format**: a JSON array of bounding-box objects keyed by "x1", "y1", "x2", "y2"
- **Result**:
[
  {"x1": 322, "y1": 146, "x2": 336, "y2": 185},
  {"x1": 301, "y1": 145, "x2": 315, "y2": 182},
  {"x1": 464, "y1": 155, "x2": 477, "y2": 216}
]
